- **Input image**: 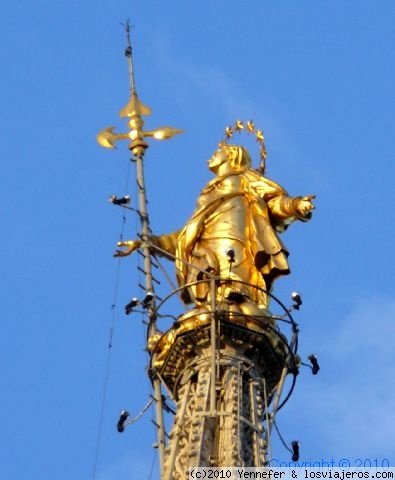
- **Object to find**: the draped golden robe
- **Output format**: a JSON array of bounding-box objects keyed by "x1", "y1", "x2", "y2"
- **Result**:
[{"x1": 152, "y1": 169, "x2": 306, "y2": 307}]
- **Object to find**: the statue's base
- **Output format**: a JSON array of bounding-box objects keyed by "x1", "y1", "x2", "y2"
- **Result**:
[{"x1": 150, "y1": 302, "x2": 288, "y2": 399}]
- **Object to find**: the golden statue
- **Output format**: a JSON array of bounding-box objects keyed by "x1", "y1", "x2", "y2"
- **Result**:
[{"x1": 115, "y1": 143, "x2": 315, "y2": 309}]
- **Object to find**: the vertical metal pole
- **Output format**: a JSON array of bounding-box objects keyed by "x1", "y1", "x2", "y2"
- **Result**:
[
  {"x1": 134, "y1": 151, "x2": 156, "y2": 334},
  {"x1": 133, "y1": 150, "x2": 165, "y2": 476},
  {"x1": 210, "y1": 278, "x2": 217, "y2": 415},
  {"x1": 267, "y1": 361, "x2": 293, "y2": 439},
  {"x1": 153, "y1": 375, "x2": 166, "y2": 475},
  {"x1": 262, "y1": 378, "x2": 271, "y2": 464},
  {"x1": 249, "y1": 380, "x2": 260, "y2": 466}
]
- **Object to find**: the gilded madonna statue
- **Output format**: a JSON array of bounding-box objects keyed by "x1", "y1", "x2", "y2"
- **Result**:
[{"x1": 115, "y1": 143, "x2": 314, "y2": 308}]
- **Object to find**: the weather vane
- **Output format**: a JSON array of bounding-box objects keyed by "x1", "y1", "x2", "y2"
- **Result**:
[{"x1": 97, "y1": 20, "x2": 183, "y2": 156}]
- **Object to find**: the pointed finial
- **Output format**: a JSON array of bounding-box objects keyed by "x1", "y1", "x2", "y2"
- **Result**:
[
  {"x1": 122, "y1": 20, "x2": 136, "y2": 93},
  {"x1": 97, "y1": 22, "x2": 183, "y2": 154}
]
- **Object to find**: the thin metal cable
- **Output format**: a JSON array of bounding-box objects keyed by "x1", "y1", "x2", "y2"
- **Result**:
[
  {"x1": 273, "y1": 418, "x2": 293, "y2": 454},
  {"x1": 91, "y1": 264, "x2": 120, "y2": 480},
  {"x1": 92, "y1": 161, "x2": 132, "y2": 480},
  {"x1": 148, "y1": 449, "x2": 157, "y2": 480},
  {"x1": 153, "y1": 254, "x2": 183, "y2": 303}
]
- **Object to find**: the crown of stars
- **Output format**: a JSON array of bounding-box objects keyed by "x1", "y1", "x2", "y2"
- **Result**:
[{"x1": 222, "y1": 120, "x2": 267, "y2": 172}]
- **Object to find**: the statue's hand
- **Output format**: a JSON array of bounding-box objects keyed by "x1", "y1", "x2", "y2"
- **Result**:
[
  {"x1": 114, "y1": 240, "x2": 142, "y2": 257},
  {"x1": 295, "y1": 195, "x2": 315, "y2": 219}
]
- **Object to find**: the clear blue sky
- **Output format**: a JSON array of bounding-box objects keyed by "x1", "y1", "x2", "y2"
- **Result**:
[{"x1": 1, "y1": 1, "x2": 394, "y2": 479}]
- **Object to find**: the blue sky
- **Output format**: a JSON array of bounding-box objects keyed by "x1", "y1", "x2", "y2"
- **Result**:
[{"x1": 1, "y1": 1, "x2": 394, "y2": 479}]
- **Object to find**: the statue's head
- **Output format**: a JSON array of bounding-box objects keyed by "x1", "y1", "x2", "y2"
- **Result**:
[{"x1": 208, "y1": 144, "x2": 251, "y2": 174}]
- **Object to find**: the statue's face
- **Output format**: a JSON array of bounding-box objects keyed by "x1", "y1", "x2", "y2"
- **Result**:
[{"x1": 207, "y1": 148, "x2": 228, "y2": 173}]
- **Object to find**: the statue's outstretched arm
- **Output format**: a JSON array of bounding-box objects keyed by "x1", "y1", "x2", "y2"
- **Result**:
[
  {"x1": 267, "y1": 194, "x2": 315, "y2": 231},
  {"x1": 114, "y1": 231, "x2": 180, "y2": 261},
  {"x1": 268, "y1": 194, "x2": 315, "y2": 223},
  {"x1": 149, "y1": 231, "x2": 180, "y2": 261},
  {"x1": 293, "y1": 195, "x2": 316, "y2": 219},
  {"x1": 246, "y1": 171, "x2": 315, "y2": 223}
]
